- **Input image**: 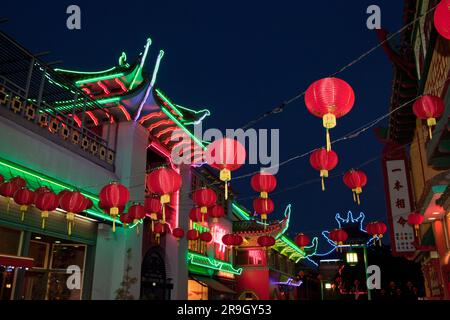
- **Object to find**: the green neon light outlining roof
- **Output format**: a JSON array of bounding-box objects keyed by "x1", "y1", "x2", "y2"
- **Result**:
[
  {"x1": 75, "y1": 73, "x2": 126, "y2": 85},
  {"x1": 0, "y1": 156, "x2": 122, "y2": 225},
  {"x1": 55, "y1": 66, "x2": 118, "y2": 75},
  {"x1": 187, "y1": 251, "x2": 242, "y2": 275},
  {"x1": 130, "y1": 38, "x2": 152, "y2": 90},
  {"x1": 155, "y1": 88, "x2": 184, "y2": 117},
  {"x1": 193, "y1": 222, "x2": 209, "y2": 233}
]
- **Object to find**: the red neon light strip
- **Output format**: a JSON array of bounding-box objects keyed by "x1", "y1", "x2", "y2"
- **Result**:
[
  {"x1": 85, "y1": 111, "x2": 99, "y2": 126},
  {"x1": 97, "y1": 81, "x2": 110, "y2": 95},
  {"x1": 114, "y1": 78, "x2": 127, "y2": 92},
  {"x1": 105, "y1": 112, "x2": 115, "y2": 124},
  {"x1": 67, "y1": 114, "x2": 82, "y2": 127},
  {"x1": 155, "y1": 126, "x2": 177, "y2": 138},
  {"x1": 139, "y1": 111, "x2": 165, "y2": 125},
  {"x1": 148, "y1": 119, "x2": 173, "y2": 132},
  {"x1": 118, "y1": 105, "x2": 131, "y2": 121},
  {"x1": 163, "y1": 131, "x2": 186, "y2": 144}
]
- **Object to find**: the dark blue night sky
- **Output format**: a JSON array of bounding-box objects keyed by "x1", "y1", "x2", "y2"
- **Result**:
[{"x1": 1, "y1": 1, "x2": 405, "y2": 250}]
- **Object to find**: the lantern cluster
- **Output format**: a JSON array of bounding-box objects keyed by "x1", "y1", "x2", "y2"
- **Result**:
[
  {"x1": 365, "y1": 221, "x2": 387, "y2": 246},
  {"x1": 251, "y1": 173, "x2": 277, "y2": 226}
]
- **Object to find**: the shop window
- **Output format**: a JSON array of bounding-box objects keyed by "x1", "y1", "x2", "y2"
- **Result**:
[{"x1": 0, "y1": 226, "x2": 21, "y2": 255}]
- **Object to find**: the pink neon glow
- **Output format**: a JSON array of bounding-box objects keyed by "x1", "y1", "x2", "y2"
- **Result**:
[
  {"x1": 155, "y1": 126, "x2": 178, "y2": 138},
  {"x1": 85, "y1": 111, "x2": 99, "y2": 126},
  {"x1": 139, "y1": 111, "x2": 165, "y2": 125},
  {"x1": 97, "y1": 81, "x2": 110, "y2": 95},
  {"x1": 211, "y1": 224, "x2": 227, "y2": 254},
  {"x1": 67, "y1": 114, "x2": 82, "y2": 127},
  {"x1": 248, "y1": 249, "x2": 264, "y2": 265},
  {"x1": 105, "y1": 112, "x2": 114, "y2": 124},
  {"x1": 82, "y1": 87, "x2": 92, "y2": 95},
  {"x1": 114, "y1": 78, "x2": 127, "y2": 92},
  {"x1": 163, "y1": 131, "x2": 186, "y2": 144},
  {"x1": 118, "y1": 105, "x2": 131, "y2": 121},
  {"x1": 148, "y1": 119, "x2": 174, "y2": 132}
]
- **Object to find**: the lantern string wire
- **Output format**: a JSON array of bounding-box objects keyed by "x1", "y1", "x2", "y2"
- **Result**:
[{"x1": 239, "y1": 3, "x2": 440, "y2": 130}]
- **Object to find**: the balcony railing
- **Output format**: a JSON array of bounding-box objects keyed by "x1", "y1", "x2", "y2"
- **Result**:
[{"x1": 0, "y1": 31, "x2": 115, "y2": 168}]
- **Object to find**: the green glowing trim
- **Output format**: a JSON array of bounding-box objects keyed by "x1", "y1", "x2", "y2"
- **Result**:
[
  {"x1": 48, "y1": 96, "x2": 120, "y2": 113},
  {"x1": 130, "y1": 38, "x2": 151, "y2": 90},
  {"x1": 174, "y1": 104, "x2": 211, "y2": 125},
  {"x1": 0, "y1": 156, "x2": 121, "y2": 225},
  {"x1": 187, "y1": 251, "x2": 242, "y2": 275},
  {"x1": 55, "y1": 66, "x2": 117, "y2": 75},
  {"x1": 75, "y1": 73, "x2": 125, "y2": 85},
  {"x1": 193, "y1": 222, "x2": 209, "y2": 233},
  {"x1": 155, "y1": 89, "x2": 184, "y2": 117},
  {"x1": 432, "y1": 185, "x2": 447, "y2": 193}
]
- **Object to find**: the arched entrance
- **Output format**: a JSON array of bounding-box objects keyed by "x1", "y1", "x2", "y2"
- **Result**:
[{"x1": 140, "y1": 247, "x2": 173, "y2": 300}]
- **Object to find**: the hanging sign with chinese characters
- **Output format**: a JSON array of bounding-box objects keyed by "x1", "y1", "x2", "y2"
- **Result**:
[{"x1": 383, "y1": 154, "x2": 415, "y2": 255}]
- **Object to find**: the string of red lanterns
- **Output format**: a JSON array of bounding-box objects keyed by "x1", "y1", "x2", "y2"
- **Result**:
[{"x1": 365, "y1": 221, "x2": 387, "y2": 246}]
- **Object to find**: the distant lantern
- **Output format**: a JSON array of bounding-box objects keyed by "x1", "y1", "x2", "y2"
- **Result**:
[
  {"x1": 199, "y1": 231, "x2": 213, "y2": 254},
  {"x1": 209, "y1": 204, "x2": 225, "y2": 223},
  {"x1": 407, "y1": 212, "x2": 424, "y2": 236},
  {"x1": 189, "y1": 207, "x2": 204, "y2": 224},
  {"x1": 204, "y1": 138, "x2": 246, "y2": 199},
  {"x1": 0, "y1": 181, "x2": 21, "y2": 211},
  {"x1": 434, "y1": 0, "x2": 450, "y2": 40},
  {"x1": 343, "y1": 169, "x2": 368, "y2": 205},
  {"x1": 222, "y1": 234, "x2": 235, "y2": 247},
  {"x1": 412, "y1": 95, "x2": 445, "y2": 139},
  {"x1": 119, "y1": 213, "x2": 134, "y2": 227},
  {"x1": 305, "y1": 77, "x2": 355, "y2": 151},
  {"x1": 232, "y1": 234, "x2": 244, "y2": 247},
  {"x1": 153, "y1": 222, "x2": 167, "y2": 244},
  {"x1": 127, "y1": 203, "x2": 146, "y2": 235},
  {"x1": 329, "y1": 229, "x2": 348, "y2": 252},
  {"x1": 147, "y1": 167, "x2": 181, "y2": 223},
  {"x1": 366, "y1": 221, "x2": 387, "y2": 246},
  {"x1": 257, "y1": 235, "x2": 275, "y2": 249},
  {"x1": 13, "y1": 187, "x2": 34, "y2": 221},
  {"x1": 34, "y1": 191, "x2": 58, "y2": 229},
  {"x1": 145, "y1": 196, "x2": 161, "y2": 232},
  {"x1": 192, "y1": 188, "x2": 217, "y2": 222},
  {"x1": 172, "y1": 227, "x2": 185, "y2": 242},
  {"x1": 294, "y1": 233, "x2": 310, "y2": 250},
  {"x1": 309, "y1": 148, "x2": 339, "y2": 191},
  {"x1": 253, "y1": 197, "x2": 275, "y2": 225},
  {"x1": 251, "y1": 172, "x2": 277, "y2": 199},
  {"x1": 10, "y1": 176, "x2": 26, "y2": 188},
  {"x1": 59, "y1": 191, "x2": 87, "y2": 236},
  {"x1": 99, "y1": 182, "x2": 130, "y2": 232}
]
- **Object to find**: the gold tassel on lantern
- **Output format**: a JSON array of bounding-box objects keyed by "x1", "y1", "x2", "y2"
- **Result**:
[
  {"x1": 5, "y1": 197, "x2": 11, "y2": 213},
  {"x1": 200, "y1": 206, "x2": 207, "y2": 223},
  {"x1": 262, "y1": 214, "x2": 267, "y2": 231},
  {"x1": 19, "y1": 205, "x2": 28, "y2": 221},
  {"x1": 355, "y1": 187, "x2": 362, "y2": 205},
  {"x1": 160, "y1": 194, "x2": 170, "y2": 223},
  {"x1": 66, "y1": 212, "x2": 75, "y2": 236},
  {"x1": 323, "y1": 113, "x2": 336, "y2": 152},
  {"x1": 260, "y1": 191, "x2": 268, "y2": 199},
  {"x1": 220, "y1": 169, "x2": 231, "y2": 199},
  {"x1": 320, "y1": 169, "x2": 329, "y2": 191},
  {"x1": 427, "y1": 118, "x2": 436, "y2": 139},
  {"x1": 110, "y1": 207, "x2": 119, "y2": 232},
  {"x1": 150, "y1": 213, "x2": 157, "y2": 232},
  {"x1": 41, "y1": 211, "x2": 49, "y2": 229}
]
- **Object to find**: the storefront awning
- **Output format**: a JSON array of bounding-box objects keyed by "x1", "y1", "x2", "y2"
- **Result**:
[
  {"x1": 0, "y1": 254, "x2": 34, "y2": 268},
  {"x1": 192, "y1": 276, "x2": 236, "y2": 294}
]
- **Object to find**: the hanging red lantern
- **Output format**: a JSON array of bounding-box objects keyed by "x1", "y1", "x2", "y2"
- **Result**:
[
  {"x1": 408, "y1": 212, "x2": 424, "y2": 236},
  {"x1": 253, "y1": 197, "x2": 275, "y2": 224},
  {"x1": 10, "y1": 176, "x2": 26, "y2": 188},
  {"x1": 209, "y1": 204, "x2": 225, "y2": 222},
  {"x1": 412, "y1": 95, "x2": 445, "y2": 139},
  {"x1": 99, "y1": 182, "x2": 130, "y2": 232},
  {"x1": 59, "y1": 191, "x2": 86, "y2": 236},
  {"x1": 192, "y1": 188, "x2": 217, "y2": 222},
  {"x1": 294, "y1": 233, "x2": 310, "y2": 250},
  {"x1": 222, "y1": 233, "x2": 235, "y2": 247},
  {"x1": 187, "y1": 229, "x2": 200, "y2": 241},
  {"x1": 204, "y1": 138, "x2": 246, "y2": 199},
  {"x1": 34, "y1": 186, "x2": 51, "y2": 202},
  {"x1": 305, "y1": 77, "x2": 355, "y2": 151},
  {"x1": 189, "y1": 207, "x2": 204, "y2": 223},
  {"x1": 128, "y1": 203, "x2": 146, "y2": 235},
  {"x1": 153, "y1": 222, "x2": 167, "y2": 244},
  {"x1": 343, "y1": 169, "x2": 367, "y2": 205},
  {"x1": 0, "y1": 174, "x2": 4, "y2": 184},
  {"x1": 144, "y1": 196, "x2": 161, "y2": 232},
  {"x1": 147, "y1": 167, "x2": 181, "y2": 224},
  {"x1": 120, "y1": 213, "x2": 134, "y2": 227},
  {"x1": 57, "y1": 190, "x2": 71, "y2": 207},
  {"x1": 310, "y1": 148, "x2": 339, "y2": 191},
  {"x1": 83, "y1": 197, "x2": 93, "y2": 211},
  {"x1": 232, "y1": 234, "x2": 243, "y2": 246},
  {"x1": 329, "y1": 229, "x2": 348, "y2": 250},
  {"x1": 366, "y1": 221, "x2": 387, "y2": 246},
  {"x1": 13, "y1": 187, "x2": 34, "y2": 221},
  {"x1": 34, "y1": 191, "x2": 58, "y2": 229},
  {"x1": 434, "y1": 0, "x2": 450, "y2": 40},
  {"x1": 257, "y1": 235, "x2": 275, "y2": 249},
  {"x1": 199, "y1": 231, "x2": 213, "y2": 253},
  {"x1": 251, "y1": 172, "x2": 277, "y2": 198},
  {"x1": 172, "y1": 227, "x2": 185, "y2": 241},
  {"x1": 99, "y1": 201, "x2": 125, "y2": 215},
  {"x1": 0, "y1": 181, "x2": 21, "y2": 211}
]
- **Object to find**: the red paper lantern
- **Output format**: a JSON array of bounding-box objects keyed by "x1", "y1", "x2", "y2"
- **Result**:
[
  {"x1": 120, "y1": 213, "x2": 134, "y2": 226},
  {"x1": 57, "y1": 190, "x2": 71, "y2": 206},
  {"x1": 253, "y1": 197, "x2": 275, "y2": 222},
  {"x1": 258, "y1": 235, "x2": 275, "y2": 248},
  {"x1": 232, "y1": 234, "x2": 243, "y2": 246},
  {"x1": 0, "y1": 174, "x2": 4, "y2": 184},
  {"x1": 408, "y1": 212, "x2": 424, "y2": 236},
  {"x1": 35, "y1": 191, "x2": 58, "y2": 229},
  {"x1": 99, "y1": 182, "x2": 130, "y2": 232},
  {"x1": 200, "y1": 231, "x2": 213, "y2": 243},
  {"x1": 310, "y1": 148, "x2": 339, "y2": 191},
  {"x1": 434, "y1": 0, "x2": 450, "y2": 40},
  {"x1": 10, "y1": 176, "x2": 26, "y2": 188},
  {"x1": 147, "y1": 167, "x2": 181, "y2": 223},
  {"x1": 329, "y1": 229, "x2": 348, "y2": 246},
  {"x1": 222, "y1": 234, "x2": 235, "y2": 246},
  {"x1": 366, "y1": 221, "x2": 387, "y2": 246},
  {"x1": 189, "y1": 207, "x2": 204, "y2": 223},
  {"x1": 413, "y1": 95, "x2": 445, "y2": 139},
  {"x1": 172, "y1": 227, "x2": 185, "y2": 241},
  {"x1": 13, "y1": 187, "x2": 34, "y2": 221},
  {"x1": 145, "y1": 196, "x2": 161, "y2": 232},
  {"x1": 59, "y1": 191, "x2": 86, "y2": 236},
  {"x1": 192, "y1": 188, "x2": 217, "y2": 222},
  {"x1": 204, "y1": 138, "x2": 246, "y2": 199},
  {"x1": 343, "y1": 169, "x2": 368, "y2": 205},
  {"x1": 209, "y1": 204, "x2": 225, "y2": 222},
  {"x1": 305, "y1": 77, "x2": 355, "y2": 151},
  {"x1": 251, "y1": 172, "x2": 277, "y2": 198},
  {"x1": 127, "y1": 203, "x2": 146, "y2": 235},
  {"x1": 99, "y1": 201, "x2": 125, "y2": 215},
  {"x1": 0, "y1": 181, "x2": 21, "y2": 212},
  {"x1": 187, "y1": 229, "x2": 199, "y2": 241},
  {"x1": 83, "y1": 198, "x2": 93, "y2": 210},
  {"x1": 153, "y1": 222, "x2": 167, "y2": 244},
  {"x1": 294, "y1": 233, "x2": 310, "y2": 249},
  {"x1": 34, "y1": 186, "x2": 51, "y2": 202}
]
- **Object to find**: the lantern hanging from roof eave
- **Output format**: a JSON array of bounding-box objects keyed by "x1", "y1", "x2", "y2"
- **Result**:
[
  {"x1": 222, "y1": 233, "x2": 235, "y2": 247},
  {"x1": 343, "y1": 169, "x2": 368, "y2": 205},
  {"x1": 99, "y1": 182, "x2": 130, "y2": 233},
  {"x1": 34, "y1": 191, "x2": 58, "y2": 229},
  {"x1": 295, "y1": 233, "x2": 310, "y2": 250},
  {"x1": 305, "y1": 77, "x2": 355, "y2": 151},
  {"x1": 434, "y1": 0, "x2": 450, "y2": 40},
  {"x1": 0, "y1": 181, "x2": 21, "y2": 212},
  {"x1": 204, "y1": 138, "x2": 246, "y2": 200},
  {"x1": 147, "y1": 167, "x2": 181, "y2": 224},
  {"x1": 251, "y1": 172, "x2": 277, "y2": 199},
  {"x1": 120, "y1": 212, "x2": 134, "y2": 228},
  {"x1": 13, "y1": 187, "x2": 34, "y2": 221},
  {"x1": 192, "y1": 188, "x2": 217, "y2": 222},
  {"x1": 309, "y1": 148, "x2": 339, "y2": 191},
  {"x1": 407, "y1": 212, "x2": 425, "y2": 236},
  {"x1": 257, "y1": 235, "x2": 276, "y2": 250},
  {"x1": 127, "y1": 203, "x2": 146, "y2": 235},
  {"x1": 59, "y1": 191, "x2": 87, "y2": 236},
  {"x1": 209, "y1": 204, "x2": 225, "y2": 223},
  {"x1": 412, "y1": 95, "x2": 445, "y2": 139},
  {"x1": 253, "y1": 197, "x2": 275, "y2": 226},
  {"x1": 172, "y1": 227, "x2": 185, "y2": 241},
  {"x1": 145, "y1": 196, "x2": 162, "y2": 232},
  {"x1": 153, "y1": 222, "x2": 167, "y2": 244}
]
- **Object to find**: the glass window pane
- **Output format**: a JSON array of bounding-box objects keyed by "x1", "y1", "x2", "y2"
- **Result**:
[{"x1": 0, "y1": 226, "x2": 21, "y2": 255}]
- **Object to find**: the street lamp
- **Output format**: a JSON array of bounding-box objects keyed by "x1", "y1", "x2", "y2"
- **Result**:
[{"x1": 346, "y1": 251, "x2": 358, "y2": 266}]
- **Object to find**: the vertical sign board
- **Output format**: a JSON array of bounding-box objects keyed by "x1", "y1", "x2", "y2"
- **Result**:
[{"x1": 383, "y1": 158, "x2": 416, "y2": 255}]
